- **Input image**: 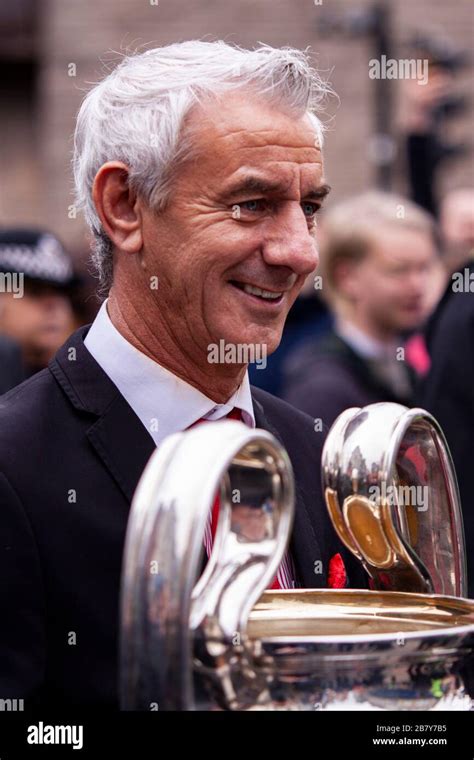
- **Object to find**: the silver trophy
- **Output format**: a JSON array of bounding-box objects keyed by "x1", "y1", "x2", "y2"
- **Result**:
[{"x1": 120, "y1": 402, "x2": 474, "y2": 710}]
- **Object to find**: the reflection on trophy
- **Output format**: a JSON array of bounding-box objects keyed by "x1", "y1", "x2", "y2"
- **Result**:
[{"x1": 120, "y1": 402, "x2": 474, "y2": 711}]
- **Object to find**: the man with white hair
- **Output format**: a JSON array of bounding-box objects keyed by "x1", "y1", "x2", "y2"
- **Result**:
[{"x1": 0, "y1": 40, "x2": 365, "y2": 709}]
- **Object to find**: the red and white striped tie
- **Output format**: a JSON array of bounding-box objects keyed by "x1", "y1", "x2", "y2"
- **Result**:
[{"x1": 189, "y1": 408, "x2": 295, "y2": 589}]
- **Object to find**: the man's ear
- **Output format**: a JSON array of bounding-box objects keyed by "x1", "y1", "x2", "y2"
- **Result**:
[{"x1": 92, "y1": 162, "x2": 143, "y2": 254}]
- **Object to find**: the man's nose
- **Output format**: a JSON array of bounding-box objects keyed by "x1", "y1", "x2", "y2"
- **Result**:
[{"x1": 261, "y1": 203, "x2": 319, "y2": 275}]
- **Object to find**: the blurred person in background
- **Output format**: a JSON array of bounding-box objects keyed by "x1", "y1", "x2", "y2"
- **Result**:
[
  {"x1": 281, "y1": 191, "x2": 440, "y2": 429},
  {"x1": 419, "y1": 189, "x2": 474, "y2": 596},
  {"x1": 423, "y1": 187, "x2": 474, "y2": 353},
  {"x1": 0, "y1": 334, "x2": 24, "y2": 395},
  {"x1": 439, "y1": 188, "x2": 474, "y2": 274},
  {"x1": 0, "y1": 229, "x2": 77, "y2": 384},
  {"x1": 401, "y1": 62, "x2": 452, "y2": 218},
  {"x1": 400, "y1": 36, "x2": 470, "y2": 219}
]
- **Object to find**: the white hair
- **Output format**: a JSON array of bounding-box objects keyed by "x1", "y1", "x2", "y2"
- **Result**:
[{"x1": 73, "y1": 39, "x2": 331, "y2": 293}]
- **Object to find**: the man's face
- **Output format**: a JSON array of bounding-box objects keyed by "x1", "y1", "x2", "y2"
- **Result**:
[
  {"x1": 347, "y1": 228, "x2": 437, "y2": 334},
  {"x1": 441, "y1": 190, "x2": 474, "y2": 268},
  {"x1": 138, "y1": 93, "x2": 326, "y2": 357},
  {"x1": 0, "y1": 281, "x2": 74, "y2": 367}
]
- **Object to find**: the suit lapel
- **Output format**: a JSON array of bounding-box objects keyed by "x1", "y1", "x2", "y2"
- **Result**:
[
  {"x1": 49, "y1": 325, "x2": 156, "y2": 504},
  {"x1": 86, "y1": 396, "x2": 156, "y2": 503}
]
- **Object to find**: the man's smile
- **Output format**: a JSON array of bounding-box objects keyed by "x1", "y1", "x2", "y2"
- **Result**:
[{"x1": 228, "y1": 279, "x2": 288, "y2": 309}]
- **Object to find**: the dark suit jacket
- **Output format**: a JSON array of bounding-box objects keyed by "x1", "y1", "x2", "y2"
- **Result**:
[
  {"x1": 282, "y1": 330, "x2": 416, "y2": 432},
  {"x1": 0, "y1": 325, "x2": 366, "y2": 710},
  {"x1": 419, "y1": 259, "x2": 474, "y2": 598}
]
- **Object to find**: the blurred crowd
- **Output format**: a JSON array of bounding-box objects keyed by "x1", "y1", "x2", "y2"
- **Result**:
[{"x1": 253, "y1": 183, "x2": 474, "y2": 596}]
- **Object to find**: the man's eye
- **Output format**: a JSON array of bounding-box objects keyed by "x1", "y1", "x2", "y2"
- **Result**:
[
  {"x1": 301, "y1": 202, "x2": 321, "y2": 218},
  {"x1": 240, "y1": 199, "x2": 265, "y2": 212},
  {"x1": 232, "y1": 199, "x2": 321, "y2": 219}
]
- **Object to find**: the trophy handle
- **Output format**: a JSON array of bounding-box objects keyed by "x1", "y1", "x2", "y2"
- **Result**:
[
  {"x1": 120, "y1": 420, "x2": 294, "y2": 710},
  {"x1": 322, "y1": 402, "x2": 467, "y2": 597}
]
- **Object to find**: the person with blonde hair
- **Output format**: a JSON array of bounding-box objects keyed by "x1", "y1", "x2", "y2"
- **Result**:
[{"x1": 282, "y1": 191, "x2": 440, "y2": 427}]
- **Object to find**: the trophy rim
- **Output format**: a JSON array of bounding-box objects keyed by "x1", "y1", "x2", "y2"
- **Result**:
[{"x1": 248, "y1": 588, "x2": 474, "y2": 646}]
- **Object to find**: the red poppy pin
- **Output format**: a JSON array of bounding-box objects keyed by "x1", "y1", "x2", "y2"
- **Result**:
[{"x1": 328, "y1": 552, "x2": 347, "y2": 589}]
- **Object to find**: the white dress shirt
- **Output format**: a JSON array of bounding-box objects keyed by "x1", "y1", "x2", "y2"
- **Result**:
[
  {"x1": 84, "y1": 300, "x2": 295, "y2": 589},
  {"x1": 335, "y1": 318, "x2": 399, "y2": 360},
  {"x1": 84, "y1": 300, "x2": 255, "y2": 447}
]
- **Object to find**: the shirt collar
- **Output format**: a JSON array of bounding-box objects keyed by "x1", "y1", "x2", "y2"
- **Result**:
[
  {"x1": 335, "y1": 317, "x2": 400, "y2": 360},
  {"x1": 84, "y1": 300, "x2": 255, "y2": 447}
]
